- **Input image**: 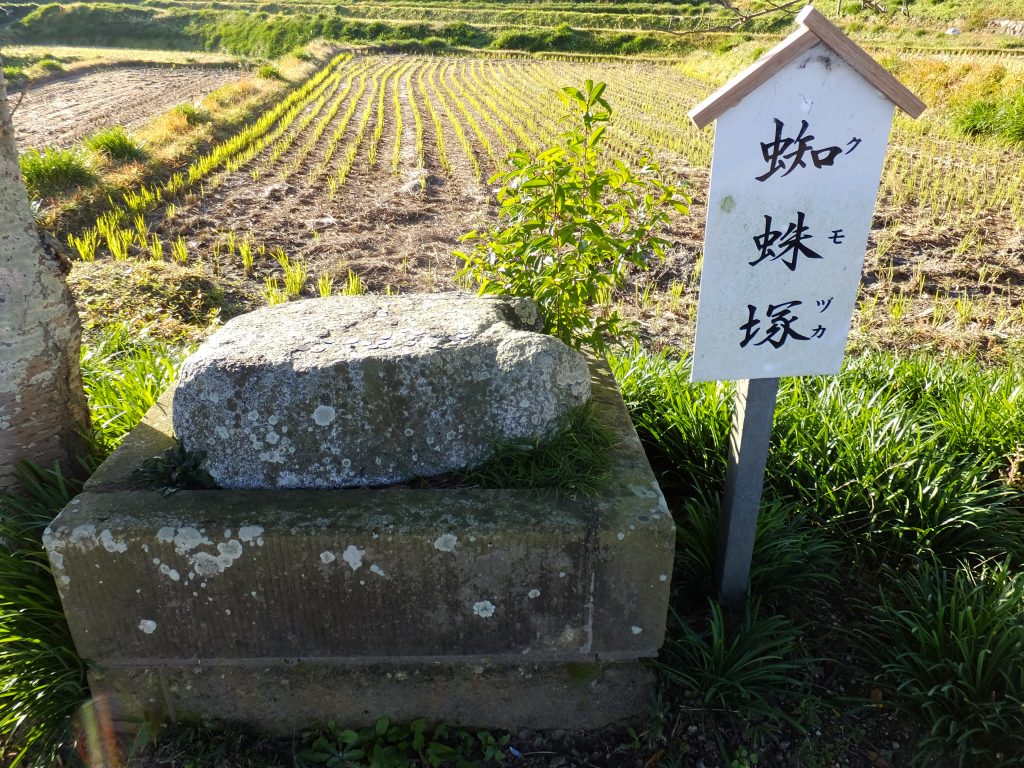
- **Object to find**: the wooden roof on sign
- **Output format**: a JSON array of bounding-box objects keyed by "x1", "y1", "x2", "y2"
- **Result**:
[{"x1": 688, "y1": 5, "x2": 926, "y2": 128}]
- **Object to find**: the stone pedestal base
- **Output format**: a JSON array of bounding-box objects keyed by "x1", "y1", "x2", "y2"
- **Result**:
[
  {"x1": 46, "y1": 362, "x2": 674, "y2": 731},
  {"x1": 91, "y1": 660, "x2": 654, "y2": 733}
]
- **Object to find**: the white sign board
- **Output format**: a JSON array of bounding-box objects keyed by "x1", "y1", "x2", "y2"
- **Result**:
[{"x1": 691, "y1": 42, "x2": 895, "y2": 383}]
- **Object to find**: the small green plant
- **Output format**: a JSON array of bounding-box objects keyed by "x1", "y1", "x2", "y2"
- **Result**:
[
  {"x1": 656, "y1": 599, "x2": 811, "y2": 735},
  {"x1": 729, "y1": 747, "x2": 760, "y2": 768},
  {"x1": 457, "y1": 80, "x2": 688, "y2": 353},
  {"x1": 83, "y1": 125, "x2": 148, "y2": 163},
  {"x1": 283, "y1": 259, "x2": 308, "y2": 296},
  {"x1": 106, "y1": 227, "x2": 134, "y2": 261},
  {"x1": 171, "y1": 236, "x2": 188, "y2": 264},
  {"x1": 317, "y1": 272, "x2": 334, "y2": 297},
  {"x1": 256, "y1": 64, "x2": 283, "y2": 80},
  {"x1": 340, "y1": 269, "x2": 364, "y2": 296},
  {"x1": 19, "y1": 147, "x2": 96, "y2": 198},
  {"x1": 142, "y1": 444, "x2": 216, "y2": 491},
  {"x1": 299, "y1": 716, "x2": 510, "y2": 767},
  {"x1": 173, "y1": 103, "x2": 210, "y2": 125},
  {"x1": 67, "y1": 229, "x2": 99, "y2": 261},
  {"x1": 239, "y1": 237, "x2": 254, "y2": 275},
  {"x1": 262, "y1": 276, "x2": 288, "y2": 305},
  {"x1": 149, "y1": 234, "x2": 164, "y2": 261},
  {"x1": 35, "y1": 57, "x2": 64, "y2": 73},
  {"x1": 857, "y1": 558, "x2": 1024, "y2": 765}
]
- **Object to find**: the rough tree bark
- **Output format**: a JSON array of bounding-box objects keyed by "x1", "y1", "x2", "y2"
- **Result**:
[{"x1": 0, "y1": 69, "x2": 90, "y2": 490}]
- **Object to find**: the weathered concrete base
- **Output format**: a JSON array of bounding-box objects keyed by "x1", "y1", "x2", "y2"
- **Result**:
[
  {"x1": 46, "y1": 361, "x2": 674, "y2": 731},
  {"x1": 91, "y1": 660, "x2": 654, "y2": 733}
]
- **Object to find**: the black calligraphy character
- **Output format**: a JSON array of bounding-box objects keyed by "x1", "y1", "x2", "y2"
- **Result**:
[
  {"x1": 757, "y1": 119, "x2": 845, "y2": 181},
  {"x1": 846, "y1": 137, "x2": 862, "y2": 154},
  {"x1": 811, "y1": 146, "x2": 842, "y2": 168},
  {"x1": 759, "y1": 301, "x2": 810, "y2": 348},
  {"x1": 751, "y1": 211, "x2": 823, "y2": 271},
  {"x1": 757, "y1": 118, "x2": 797, "y2": 181},
  {"x1": 810, "y1": 325, "x2": 827, "y2": 338},
  {"x1": 829, "y1": 229, "x2": 845, "y2": 244},
  {"x1": 740, "y1": 305, "x2": 761, "y2": 348},
  {"x1": 815, "y1": 297, "x2": 833, "y2": 313},
  {"x1": 739, "y1": 301, "x2": 811, "y2": 349}
]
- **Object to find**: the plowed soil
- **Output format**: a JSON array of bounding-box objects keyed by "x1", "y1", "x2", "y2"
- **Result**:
[{"x1": 11, "y1": 64, "x2": 243, "y2": 150}]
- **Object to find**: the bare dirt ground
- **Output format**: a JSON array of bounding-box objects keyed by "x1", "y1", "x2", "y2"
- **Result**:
[{"x1": 11, "y1": 64, "x2": 244, "y2": 149}]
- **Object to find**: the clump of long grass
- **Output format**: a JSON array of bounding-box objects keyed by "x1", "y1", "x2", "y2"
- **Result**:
[
  {"x1": 857, "y1": 558, "x2": 1024, "y2": 766},
  {"x1": 83, "y1": 125, "x2": 148, "y2": 163},
  {"x1": 656, "y1": 599, "x2": 813, "y2": 739},
  {"x1": 952, "y1": 87, "x2": 1024, "y2": 145},
  {"x1": 613, "y1": 348, "x2": 1024, "y2": 566},
  {"x1": 457, "y1": 402, "x2": 615, "y2": 497},
  {"x1": 18, "y1": 147, "x2": 96, "y2": 199},
  {"x1": 0, "y1": 463, "x2": 87, "y2": 768},
  {"x1": 79, "y1": 323, "x2": 189, "y2": 455},
  {"x1": 671, "y1": 491, "x2": 840, "y2": 610}
]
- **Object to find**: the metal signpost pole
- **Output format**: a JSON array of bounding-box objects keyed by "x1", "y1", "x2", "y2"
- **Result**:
[{"x1": 715, "y1": 377, "x2": 779, "y2": 609}]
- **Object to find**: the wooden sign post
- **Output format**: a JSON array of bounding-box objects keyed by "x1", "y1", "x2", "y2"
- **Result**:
[{"x1": 688, "y1": 6, "x2": 925, "y2": 608}]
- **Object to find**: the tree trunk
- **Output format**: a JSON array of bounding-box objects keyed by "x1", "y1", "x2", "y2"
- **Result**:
[{"x1": 0, "y1": 68, "x2": 90, "y2": 490}]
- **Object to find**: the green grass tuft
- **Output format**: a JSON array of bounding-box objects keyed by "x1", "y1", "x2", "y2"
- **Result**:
[
  {"x1": 0, "y1": 462, "x2": 88, "y2": 768},
  {"x1": 80, "y1": 323, "x2": 190, "y2": 456},
  {"x1": 672, "y1": 491, "x2": 841, "y2": 611},
  {"x1": 83, "y1": 125, "x2": 148, "y2": 163},
  {"x1": 857, "y1": 558, "x2": 1024, "y2": 766},
  {"x1": 34, "y1": 57, "x2": 64, "y2": 73},
  {"x1": 656, "y1": 599, "x2": 814, "y2": 738},
  {"x1": 172, "y1": 102, "x2": 211, "y2": 125},
  {"x1": 952, "y1": 87, "x2": 1024, "y2": 145},
  {"x1": 255, "y1": 64, "x2": 282, "y2": 80},
  {"x1": 18, "y1": 147, "x2": 97, "y2": 199},
  {"x1": 456, "y1": 402, "x2": 616, "y2": 497},
  {"x1": 613, "y1": 348, "x2": 1024, "y2": 567}
]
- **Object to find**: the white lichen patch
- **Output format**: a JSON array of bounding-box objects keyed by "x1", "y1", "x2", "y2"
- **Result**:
[
  {"x1": 631, "y1": 626, "x2": 643, "y2": 635},
  {"x1": 320, "y1": 551, "x2": 336, "y2": 564},
  {"x1": 433, "y1": 533, "x2": 457, "y2": 552},
  {"x1": 49, "y1": 551, "x2": 70, "y2": 586},
  {"x1": 369, "y1": 564, "x2": 386, "y2": 577},
  {"x1": 616, "y1": 532, "x2": 625, "y2": 541},
  {"x1": 159, "y1": 564, "x2": 181, "y2": 582},
  {"x1": 659, "y1": 574, "x2": 668, "y2": 582},
  {"x1": 528, "y1": 589, "x2": 541, "y2": 599},
  {"x1": 628, "y1": 484, "x2": 659, "y2": 499},
  {"x1": 100, "y1": 529, "x2": 128, "y2": 554},
  {"x1": 138, "y1": 619, "x2": 158, "y2": 634},
  {"x1": 158, "y1": 526, "x2": 213, "y2": 555},
  {"x1": 69, "y1": 524, "x2": 98, "y2": 550},
  {"x1": 238, "y1": 526, "x2": 265, "y2": 546},
  {"x1": 472, "y1": 600, "x2": 496, "y2": 618},
  {"x1": 342, "y1": 544, "x2": 364, "y2": 571},
  {"x1": 312, "y1": 405, "x2": 337, "y2": 426}
]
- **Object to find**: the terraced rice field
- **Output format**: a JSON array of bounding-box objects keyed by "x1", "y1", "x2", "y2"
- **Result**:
[{"x1": 66, "y1": 52, "x2": 1024, "y2": 356}]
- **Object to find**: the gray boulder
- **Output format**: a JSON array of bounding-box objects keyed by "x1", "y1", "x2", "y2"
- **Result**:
[{"x1": 171, "y1": 294, "x2": 591, "y2": 489}]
